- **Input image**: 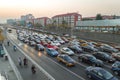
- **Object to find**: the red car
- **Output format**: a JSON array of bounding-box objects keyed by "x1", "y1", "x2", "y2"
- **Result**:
[
  {"x1": 47, "y1": 44, "x2": 59, "y2": 50},
  {"x1": 40, "y1": 40, "x2": 47, "y2": 46}
]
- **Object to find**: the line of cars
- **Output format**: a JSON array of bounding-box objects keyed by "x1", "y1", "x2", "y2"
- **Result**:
[
  {"x1": 17, "y1": 30, "x2": 76, "y2": 67},
  {"x1": 17, "y1": 30, "x2": 120, "y2": 80}
]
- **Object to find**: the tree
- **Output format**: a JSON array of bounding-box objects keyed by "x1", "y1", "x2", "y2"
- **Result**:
[
  {"x1": 113, "y1": 15, "x2": 116, "y2": 19},
  {"x1": 0, "y1": 29, "x2": 5, "y2": 43},
  {"x1": 62, "y1": 20, "x2": 68, "y2": 27},
  {"x1": 96, "y1": 14, "x2": 103, "y2": 20}
]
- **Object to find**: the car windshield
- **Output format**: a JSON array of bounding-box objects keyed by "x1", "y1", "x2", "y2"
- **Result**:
[
  {"x1": 104, "y1": 45, "x2": 116, "y2": 50},
  {"x1": 64, "y1": 56, "x2": 73, "y2": 62},
  {"x1": 115, "y1": 62, "x2": 120, "y2": 67},
  {"x1": 99, "y1": 69, "x2": 113, "y2": 79},
  {"x1": 118, "y1": 54, "x2": 120, "y2": 56},
  {"x1": 103, "y1": 53, "x2": 109, "y2": 58},
  {"x1": 50, "y1": 49, "x2": 56, "y2": 52},
  {"x1": 65, "y1": 48, "x2": 71, "y2": 52},
  {"x1": 88, "y1": 56, "x2": 96, "y2": 61}
]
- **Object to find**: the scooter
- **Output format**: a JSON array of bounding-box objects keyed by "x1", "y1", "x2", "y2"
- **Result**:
[
  {"x1": 14, "y1": 47, "x2": 17, "y2": 51},
  {"x1": 32, "y1": 68, "x2": 36, "y2": 74}
]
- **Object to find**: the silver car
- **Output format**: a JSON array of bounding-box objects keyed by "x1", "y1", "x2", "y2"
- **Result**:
[{"x1": 60, "y1": 47, "x2": 74, "y2": 55}]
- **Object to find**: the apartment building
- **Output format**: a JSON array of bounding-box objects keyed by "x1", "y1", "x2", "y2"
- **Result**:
[
  {"x1": 34, "y1": 17, "x2": 51, "y2": 27},
  {"x1": 52, "y1": 12, "x2": 82, "y2": 27}
]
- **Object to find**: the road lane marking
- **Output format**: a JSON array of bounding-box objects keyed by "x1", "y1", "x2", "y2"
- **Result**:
[
  {"x1": 8, "y1": 33, "x2": 86, "y2": 80},
  {"x1": 8, "y1": 36, "x2": 55, "y2": 80},
  {"x1": 40, "y1": 56, "x2": 86, "y2": 80}
]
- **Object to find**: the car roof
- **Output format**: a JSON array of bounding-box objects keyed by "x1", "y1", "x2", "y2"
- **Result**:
[
  {"x1": 114, "y1": 61, "x2": 120, "y2": 65},
  {"x1": 58, "y1": 54, "x2": 68, "y2": 57},
  {"x1": 80, "y1": 54, "x2": 92, "y2": 57},
  {"x1": 91, "y1": 67, "x2": 103, "y2": 71},
  {"x1": 62, "y1": 47, "x2": 69, "y2": 49}
]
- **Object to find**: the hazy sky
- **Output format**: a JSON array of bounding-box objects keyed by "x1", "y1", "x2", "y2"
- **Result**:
[{"x1": 0, "y1": 0, "x2": 120, "y2": 23}]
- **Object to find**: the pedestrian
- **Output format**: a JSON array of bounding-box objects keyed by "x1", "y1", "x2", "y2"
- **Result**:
[
  {"x1": 23, "y1": 57, "x2": 28, "y2": 67},
  {"x1": 18, "y1": 57, "x2": 22, "y2": 67},
  {"x1": 7, "y1": 40, "x2": 10, "y2": 46}
]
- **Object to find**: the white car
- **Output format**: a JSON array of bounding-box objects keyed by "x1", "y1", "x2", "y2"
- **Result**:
[
  {"x1": 57, "y1": 39, "x2": 65, "y2": 44},
  {"x1": 51, "y1": 41, "x2": 61, "y2": 47},
  {"x1": 60, "y1": 47, "x2": 74, "y2": 55}
]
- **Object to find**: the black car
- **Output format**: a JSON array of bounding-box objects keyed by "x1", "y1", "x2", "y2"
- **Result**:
[
  {"x1": 93, "y1": 52, "x2": 116, "y2": 63},
  {"x1": 78, "y1": 54, "x2": 103, "y2": 67},
  {"x1": 35, "y1": 44, "x2": 44, "y2": 51},
  {"x1": 86, "y1": 66, "x2": 118, "y2": 80},
  {"x1": 68, "y1": 45, "x2": 83, "y2": 53},
  {"x1": 82, "y1": 45, "x2": 98, "y2": 53},
  {"x1": 99, "y1": 45, "x2": 119, "y2": 54}
]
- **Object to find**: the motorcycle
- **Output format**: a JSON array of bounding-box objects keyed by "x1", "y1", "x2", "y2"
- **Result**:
[
  {"x1": 13, "y1": 46, "x2": 17, "y2": 51},
  {"x1": 32, "y1": 68, "x2": 36, "y2": 74},
  {"x1": 31, "y1": 65, "x2": 36, "y2": 74}
]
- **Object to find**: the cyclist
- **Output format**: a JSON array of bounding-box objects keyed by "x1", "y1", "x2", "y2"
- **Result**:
[
  {"x1": 23, "y1": 57, "x2": 28, "y2": 66},
  {"x1": 7, "y1": 40, "x2": 10, "y2": 46},
  {"x1": 31, "y1": 65, "x2": 36, "y2": 74},
  {"x1": 18, "y1": 57, "x2": 22, "y2": 67}
]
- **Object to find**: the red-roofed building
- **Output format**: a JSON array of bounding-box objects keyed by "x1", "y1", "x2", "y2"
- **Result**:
[{"x1": 52, "y1": 12, "x2": 82, "y2": 27}]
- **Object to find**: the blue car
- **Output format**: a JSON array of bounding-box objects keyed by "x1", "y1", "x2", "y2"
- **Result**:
[
  {"x1": 86, "y1": 66, "x2": 118, "y2": 80},
  {"x1": 112, "y1": 61, "x2": 120, "y2": 75},
  {"x1": 46, "y1": 48, "x2": 59, "y2": 57}
]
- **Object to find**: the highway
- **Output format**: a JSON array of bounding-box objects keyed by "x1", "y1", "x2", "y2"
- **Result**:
[{"x1": 5, "y1": 28, "x2": 120, "y2": 80}]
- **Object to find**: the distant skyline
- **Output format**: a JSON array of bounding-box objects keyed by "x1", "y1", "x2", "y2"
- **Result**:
[{"x1": 0, "y1": 0, "x2": 120, "y2": 23}]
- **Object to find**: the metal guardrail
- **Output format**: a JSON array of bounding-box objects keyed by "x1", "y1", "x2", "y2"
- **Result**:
[{"x1": 3, "y1": 45, "x2": 23, "y2": 80}]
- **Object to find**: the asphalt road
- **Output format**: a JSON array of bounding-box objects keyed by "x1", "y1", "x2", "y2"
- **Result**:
[
  {"x1": 6, "y1": 29, "x2": 85, "y2": 80},
  {"x1": 4, "y1": 28, "x2": 120, "y2": 80}
]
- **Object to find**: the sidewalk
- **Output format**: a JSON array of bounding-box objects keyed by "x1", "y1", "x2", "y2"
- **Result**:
[{"x1": 0, "y1": 56, "x2": 17, "y2": 80}]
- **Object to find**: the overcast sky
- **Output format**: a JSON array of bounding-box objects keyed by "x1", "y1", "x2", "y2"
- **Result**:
[{"x1": 0, "y1": 0, "x2": 120, "y2": 23}]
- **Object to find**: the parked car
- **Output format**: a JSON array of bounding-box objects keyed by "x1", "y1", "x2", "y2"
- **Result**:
[
  {"x1": 29, "y1": 41, "x2": 36, "y2": 46},
  {"x1": 60, "y1": 47, "x2": 74, "y2": 55},
  {"x1": 112, "y1": 53, "x2": 120, "y2": 61},
  {"x1": 68, "y1": 45, "x2": 83, "y2": 53},
  {"x1": 34, "y1": 39, "x2": 40, "y2": 44},
  {"x1": 111, "y1": 61, "x2": 120, "y2": 75},
  {"x1": 47, "y1": 44, "x2": 59, "y2": 50},
  {"x1": 82, "y1": 45, "x2": 98, "y2": 53},
  {"x1": 35, "y1": 44, "x2": 44, "y2": 51},
  {"x1": 62, "y1": 37, "x2": 69, "y2": 43},
  {"x1": 86, "y1": 66, "x2": 118, "y2": 80},
  {"x1": 50, "y1": 41, "x2": 61, "y2": 47},
  {"x1": 46, "y1": 48, "x2": 59, "y2": 57},
  {"x1": 78, "y1": 54, "x2": 103, "y2": 67},
  {"x1": 40, "y1": 40, "x2": 47, "y2": 46},
  {"x1": 57, "y1": 54, "x2": 76, "y2": 67},
  {"x1": 99, "y1": 44, "x2": 119, "y2": 54},
  {"x1": 23, "y1": 38, "x2": 29, "y2": 43},
  {"x1": 93, "y1": 52, "x2": 115, "y2": 63}
]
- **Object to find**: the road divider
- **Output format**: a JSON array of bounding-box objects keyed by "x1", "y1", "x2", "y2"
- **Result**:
[{"x1": 3, "y1": 44, "x2": 23, "y2": 80}]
